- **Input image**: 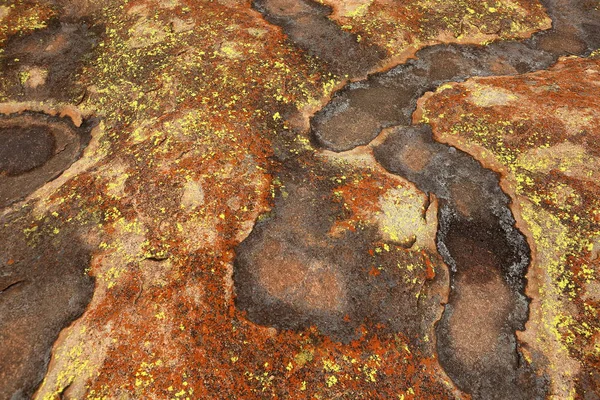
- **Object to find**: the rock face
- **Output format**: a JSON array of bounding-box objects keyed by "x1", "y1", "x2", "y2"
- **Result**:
[
  {"x1": 0, "y1": 210, "x2": 94, "y2": 399},
  {"x1": 418, "y1": 56, "x2": 600, "y2": 398},
  {"x1": 0, "y1": 112, "x2": 94, "y2": 208},
  {"x1": 0, "y1": 0, "x2": 599, "y2": 399}
]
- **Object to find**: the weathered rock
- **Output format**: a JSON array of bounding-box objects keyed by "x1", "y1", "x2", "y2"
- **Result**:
[
  {"x1": 1, "y1": 0, "x2": 598, "y2": 398},
  {"x1": 418, "y1": 55, "x2": 600, "y2": 398},
  {"x1": 0, "y1": 111, "x2": 94, "y2": 208}
]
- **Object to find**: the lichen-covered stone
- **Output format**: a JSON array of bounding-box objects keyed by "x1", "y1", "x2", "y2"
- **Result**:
[{"x1": 418, "y1": 55, "x2": 600, "y2": 397}]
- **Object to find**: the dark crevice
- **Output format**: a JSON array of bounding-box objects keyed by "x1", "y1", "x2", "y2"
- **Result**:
[{"x1": 0, "y1": 280, "x2": 26, "y2": 294}]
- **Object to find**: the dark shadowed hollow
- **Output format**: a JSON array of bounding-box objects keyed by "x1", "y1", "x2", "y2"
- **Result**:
[{"x1": 0, "y1": 125, "x2": 56, "y2": 176}]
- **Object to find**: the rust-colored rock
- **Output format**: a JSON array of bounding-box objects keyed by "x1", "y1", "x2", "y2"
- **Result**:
[
  {"x1": 1, "y1": 0, "x2": 599, "y2": 398},
  {"x1": 418, "y1": 55, "x2": 600, "y2": 398}
]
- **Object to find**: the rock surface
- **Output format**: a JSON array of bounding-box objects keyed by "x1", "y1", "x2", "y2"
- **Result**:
[
  {"x1": 418, "y1": 55, "x2": 600, "y2": 397},
  {"x1": 0, "y1": 0, "x2": 598, "y2": 399}
]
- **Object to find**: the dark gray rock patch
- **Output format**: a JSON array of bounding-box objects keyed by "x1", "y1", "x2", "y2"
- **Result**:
[
  {"x1": 0, "y1": 112, "x2": 95, "y2": 209},
  {"x1": 0, "y1": 125, "x2": 56, "y2": 176},
  {"x1": 0, "y1": 210, "x2": 94, "y2": 400},
  {"x1": 0, "y1": 19, "x2": 101, "y2": 102},
  {"x1": 253, "y1": 0, "x2": 386, "y2": 77},
  {"x1": 234, "y1": 158, "x2": 448, "y2": 345}
]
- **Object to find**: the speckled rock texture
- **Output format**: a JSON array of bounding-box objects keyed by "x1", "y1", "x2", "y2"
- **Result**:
[{"x1": 0, "y1": 0, "x2": 598, "y2": 399}]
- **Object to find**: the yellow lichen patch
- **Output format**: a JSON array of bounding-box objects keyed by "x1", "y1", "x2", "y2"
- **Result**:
[
  {"x1": 326, "y1": 375, "x2": 338, "y2": 387},
  {"x1": 37, "y1": 319, "x2": 114, "y2": 399},
  {"x1": 180, "y1": 178, "x2": 205, "y2": 210},
  {"x1": 20, "y1": 66, "x2": 48, "y2": 89},
  {"x1": 322, "y1": 359, "x2": 342, "y2": 373},
  {"x1": 519, "y1": 201, "x2": 581, "y2": 397},
  {"x1": 126, "y1": 18, "x2": 169, "y2": 49},
  {"x1": 98, "y1": 161, "x2": 130, "y2": 198},
  {"x1": 516, "y1": 142, "x2": 599, "y2": 182},
  {"x1": 554, "y1": 106, "x2": 595, "y2": 136},
  {"x1": 97, "y1": 266, "x2": 125, "y2": 289},
  {"x1": 377, "y1": 185, "x2": 437, "y2": 250},
  {"x1": 337, "y1": 0, "x2": 373, "y2": 18},
  {"x1": 467, "y1": 82, "x2": 519, "y2": 107},
  {"x1": 217, "y1": 41, "x2": 244, "y2": 59},
  {"x1": 419, "y1": 57, "x2": 600, "y2": 397},
  {"x1": 0, "y1": 6, "x2": 9, "y2": 22},
  {"x1": 134, "y1": 358, "x2": 163, "y2": 388},
  {"x1": 94, "y1": 219, "x2": 148, "y2": 281},
  {"x1": 294, "y1": 348, "x2": 314, "y2": 368}
]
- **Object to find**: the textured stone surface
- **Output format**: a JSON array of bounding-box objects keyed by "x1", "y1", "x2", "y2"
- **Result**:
[
  {"x1": 0, "y1": 112, "x2": 94, "y2": 208},
  {"x1": 0, "y1": 0, "x2": 598, "y2": 399},
  {"x1": 418, "y1": 55, "x2": 600, "y2": 398}
]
